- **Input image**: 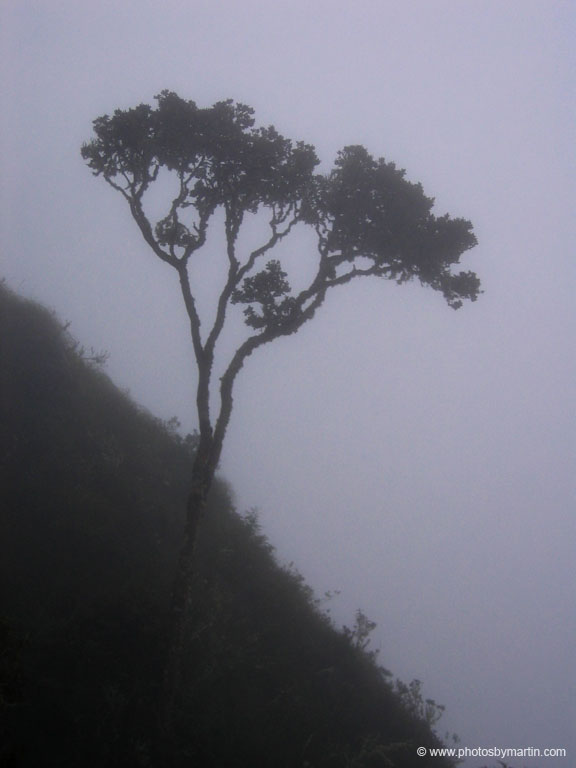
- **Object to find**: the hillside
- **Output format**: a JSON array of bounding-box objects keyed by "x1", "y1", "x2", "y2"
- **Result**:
[{"x1": 0, "y1": 281, "x2": 458, "y2": 767}]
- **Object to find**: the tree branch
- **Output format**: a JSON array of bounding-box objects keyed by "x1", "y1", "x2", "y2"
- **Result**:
[
  {"x1": 128, "y1": 198, "x2": 178, "y2": 268},
  {"x1": 237, "y1": 206, "x2": 300, "y2": 284},
  {"x1": 177, "y1": 264, "x2": 212, "y2": 437},
  {"x1": 211, "y1": 285, "x2": 327, "y2": 470},
  {"x1": 203, "y1": 205, "x2": 301, "y2": 368}
]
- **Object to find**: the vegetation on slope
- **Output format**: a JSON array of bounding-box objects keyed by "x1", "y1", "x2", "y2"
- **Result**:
[{"x1": 0, "y1": 281, "x2": 458, "y2": 767}]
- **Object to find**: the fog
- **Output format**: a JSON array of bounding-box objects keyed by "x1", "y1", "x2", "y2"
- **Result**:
[{"x1": 2, "y1": 1, "x2": 574, "y2": 765}]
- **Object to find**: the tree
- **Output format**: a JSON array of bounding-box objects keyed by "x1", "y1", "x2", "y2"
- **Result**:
[{"x1": 81, "y1": 90, "x2": 480, "y2": 763}]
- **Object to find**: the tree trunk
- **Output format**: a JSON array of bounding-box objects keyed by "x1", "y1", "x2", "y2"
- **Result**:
[
  {"x1": 155, "y1": 373, "x2": 225, "y2": 765},
  {"x1": 156, "y1": 481, "x2": 208, "y2": 767}
]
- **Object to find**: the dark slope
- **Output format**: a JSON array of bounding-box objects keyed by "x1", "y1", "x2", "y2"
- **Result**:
[{"x1": 0, "y1": 282, "x2": 456, "y2": 768}]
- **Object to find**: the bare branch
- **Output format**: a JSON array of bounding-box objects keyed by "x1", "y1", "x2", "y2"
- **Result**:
[
  {"x1": 224, "y1": 205, "x2": 242, "y2": 267},
  {"x1": 203, "y1": 205, "x2": 302, "y2": 366},
  {"x1": 176, "y1": 264, "x2": 213, "y2": 438},
  {"x1": 210, "y1": 331, "x2": 272, "y2": 472},
  {"x1": 237, "y1": 207, "x2": 300, "y2": 284},
  {"x1": 211, "y1": 286, "x2": 327, "y2": 468},
  {"x1": 180, "y1": 207, "x2": 211, "y2": 262},
  {"x1": 323, "y1": 262, "x2": 389, "y2": 289},
  {"x1": 176, "y1": 263, "x2": 205, "y2": 361},
  {"x1": 128, "y1": 198, "x2": 178, "y2": 268},
  {"x1": 103, "y1": 175, "x2": 132, "y2": 202}
]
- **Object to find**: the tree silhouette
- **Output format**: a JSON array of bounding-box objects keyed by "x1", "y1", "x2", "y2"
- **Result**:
[{"x1": 82, "y1": 90, "x2": 480, "y2": 763}]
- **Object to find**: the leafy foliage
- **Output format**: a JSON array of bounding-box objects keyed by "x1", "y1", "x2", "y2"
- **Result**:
[
  {"x1": 82, "y1": 94, "x2": 479, "y2": 325},
  {"x1": 343, "y1": 610, "x2": 379, "y2": 655},
  {"x1": 231, "y1": 259, "x2": 298, "y2": 329},
  {"x1": 394, "y1": 679, "x2": 445, "y2": 730},
  {"x1": 81, "y1": 91, "x2": 318, "y2": 270},
  {"x1": 310, "y1": 145, "x2": 480, "y2": 309}
]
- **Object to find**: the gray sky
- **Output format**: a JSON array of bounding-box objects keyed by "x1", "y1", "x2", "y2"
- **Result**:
[{"x1": 2, "y1": 1, "x2": 575, "y2": 765}]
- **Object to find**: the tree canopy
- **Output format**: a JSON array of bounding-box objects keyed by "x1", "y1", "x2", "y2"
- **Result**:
[{"x1": 82, "y1": 90, "x2": 480, "y2": 469}]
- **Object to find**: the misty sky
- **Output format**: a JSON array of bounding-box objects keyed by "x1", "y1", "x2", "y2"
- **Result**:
[{"x1": 1, "y1": 2, "x2": 575, "y2": 765}]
